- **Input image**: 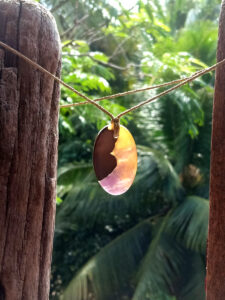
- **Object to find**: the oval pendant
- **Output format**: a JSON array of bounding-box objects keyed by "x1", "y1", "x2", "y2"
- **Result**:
[{"x1": 93, "y1": 123, "x2": 137, "y2": 195}]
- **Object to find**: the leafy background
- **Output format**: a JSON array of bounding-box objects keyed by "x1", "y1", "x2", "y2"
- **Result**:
[{"x1": 39, "y1": 0, "x2": 220, "y2": 299}]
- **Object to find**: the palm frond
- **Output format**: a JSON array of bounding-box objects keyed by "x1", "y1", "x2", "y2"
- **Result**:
[
  {"x1": 56, "y1": 148, "x2": 182, "y2": 229},
  {"x1": 177, "y1": 253, "x2": 205, "y2": 300},
  {"x1": 57, "y1": 163, "x2": 93, "y2": 198},
  {"x1": 177, "y1": 20, "x2": 218, "y2": 65},
  {"x1": 132, "y1": 214, "x2": 177, "y2": 300},
  {"x1": 166, "y1": 196, "x2": 209, "y2": 253},
  {"x1": 61, "y1": 220, "x2": 152, "y2": 300},
  {"x1": 132, "y1": 214, "x2": 205, "y2": 300},
  {"x1": 59, "y1": 198, "x2": 207, "y2": 300}
]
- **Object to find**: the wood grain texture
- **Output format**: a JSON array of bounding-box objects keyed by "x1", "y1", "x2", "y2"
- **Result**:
[
  {"x1": 0, "y1": 0, "x2": 61, "y2": 299},
  {"x1": 206, "y1": 1, "x2": 225, "y2": 299}
]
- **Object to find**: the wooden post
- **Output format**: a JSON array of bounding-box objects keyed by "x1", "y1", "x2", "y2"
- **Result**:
[
  {"x1": 206, "y1": 1, "x2": 225, "y2": 299},
  {"x1": 0, "y1": 0, "x2": 61, "y2": 299}
]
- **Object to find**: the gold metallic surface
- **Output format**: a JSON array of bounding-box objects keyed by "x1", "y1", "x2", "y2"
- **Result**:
[{"x1": 93, "y1": 124, "x2": 137, "y2": 195}]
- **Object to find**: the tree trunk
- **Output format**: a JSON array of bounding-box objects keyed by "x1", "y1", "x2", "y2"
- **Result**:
[
  {"x1": 0, "y1": 0, "x2": 61, "y2": 299},
  {"x1": 206, "y1": 1, "x2": 225, "y2": 299}
]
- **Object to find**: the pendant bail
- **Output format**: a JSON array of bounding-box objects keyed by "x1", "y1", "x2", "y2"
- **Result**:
[{"x1": 112, "y1": 118, "x2": 120, "y2": 139}]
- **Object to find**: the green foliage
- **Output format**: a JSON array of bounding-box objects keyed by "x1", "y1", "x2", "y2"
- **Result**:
[
  {"x1": 177, "y1": 21, "x2": 218, "y2": 64},
  {"x1": 166, "y1": 196, "x2": 209, "y2": 253},
  {"x1": 60, "y1": 196, "x2": 207, "y2": 300},
  {"x1": 41, "y1": 0, "x2": 219, "y2": 299},
  {"x1": 56, "y1": 148, "x2": 182, "y2": 229},
  {"x1": 62, "y1": 221, "x2": 152, "y2": 300}
]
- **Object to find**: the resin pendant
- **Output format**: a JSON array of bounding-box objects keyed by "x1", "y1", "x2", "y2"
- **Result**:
[{"x1": 93, "y1": 122, "x2": 137, "y2": 195}]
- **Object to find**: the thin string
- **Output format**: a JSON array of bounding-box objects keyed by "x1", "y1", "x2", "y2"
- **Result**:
[
  {"x1": 1, "y1": 40, "x2": 192, "y2": 111},
  {"x1": 116, "y1": 61, "x2": 221, "y2": 118},
  {"x1": 0, "y1": 41, "x2": 224, "y2": 121},
  {"x1": 60, "y1": 76, "x2": 192, "y2": 108},
  {"x1": 0, "y1": 41, "x2": 114, "y2": 120}
]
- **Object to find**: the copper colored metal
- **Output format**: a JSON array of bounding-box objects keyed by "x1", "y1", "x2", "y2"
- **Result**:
[{"x1": 93, "y1": 124, "x2": 138, "y2": 195}]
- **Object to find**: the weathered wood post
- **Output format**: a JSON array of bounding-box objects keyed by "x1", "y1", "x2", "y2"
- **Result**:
[
  {"x1": 206, "y1": 1, "x2": 225, "y2": 299},
  {"x1": 0, "y1": 0, "x2": 61, "y2": 299}
]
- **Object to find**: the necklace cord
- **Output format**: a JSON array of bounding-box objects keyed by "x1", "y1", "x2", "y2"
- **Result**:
[
  {"x1": 115, "y1": 62, "x2": 220, "y2": 118},
  {"x1": 59, "y1": 70, "x2": 202, "y2": 108},
  {"x1": 0, "y1": 41, "x2": 114, "y2": 120},
  {"x1": 0, "y1": 40, "x2": 223, "y2": 120}
]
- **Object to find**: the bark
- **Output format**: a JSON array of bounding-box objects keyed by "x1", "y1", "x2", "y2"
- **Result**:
[
  {"x1": 206, "y1": 1, "x2": 225, "y2": 299},
  {"x1": 0, "y1": 0, "x2": 61, "y2": 299}
]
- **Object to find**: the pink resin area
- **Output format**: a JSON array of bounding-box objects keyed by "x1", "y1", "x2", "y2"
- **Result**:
[{"x1": 94, "y1": 125, "x2": 137, "y2": 195}]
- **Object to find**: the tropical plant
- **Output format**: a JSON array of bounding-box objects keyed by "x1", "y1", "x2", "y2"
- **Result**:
[
  {"x1": 42, "y1": 0, "x2": 219, "y2": 299},
  {"x1": 55, "y1": 148, "x2": 208, "y2": 300}
]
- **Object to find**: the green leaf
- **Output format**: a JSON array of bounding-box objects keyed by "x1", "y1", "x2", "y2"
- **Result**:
[
  {"x1": 56, "y1": 197, "x2": 63, "y2": 205},
  {"x1": 166, "y1": 196, "x2": 209, "y2": 254},
  {"x1": 90, "y1": 52, "x2": 109, "y2": 63},
  {"x1": 75, "y1": 40, "x2": 90, "y2": 53},
  {"x1": 132, "y1": 216, "x2": 205, "y2": 300},
  {"x1": 61, "y1": 221, "x2": 153, "y2": 300},
  {"x1": 56, "y1": 148, "x2": 182, "y2": 229}
]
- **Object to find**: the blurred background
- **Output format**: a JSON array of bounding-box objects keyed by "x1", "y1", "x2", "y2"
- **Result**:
[{"x1": 40, "y1": 0, "x2": 221, "y2": 298}]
